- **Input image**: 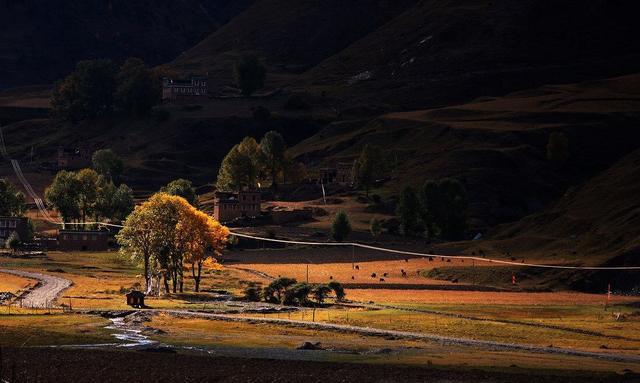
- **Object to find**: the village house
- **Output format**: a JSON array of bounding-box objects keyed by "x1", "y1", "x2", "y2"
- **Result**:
[
  {"x1": 318, "y1": 162, "x2": 355, "y2": 185},
  {"x1": 57, "y1": 146, "x2": 92, "y2": 170},
  {"x1": 213, "y1": 191, "x2": 261, "y2": 223},
  {"x1": 57, "y1": 229, "x2": 109, "y2": 252},
  {"x1": 0, "y1": 216, "x2": 29, "y2": 241},
  {"x1": 162, "y1": 75, "x2": 208, "y2": 103}
]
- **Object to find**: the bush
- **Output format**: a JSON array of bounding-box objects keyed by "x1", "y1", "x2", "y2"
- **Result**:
[
  {"x1": 244, "y1": 285, "x2": 262, "y2": 302},
  {"x1": 328, "y1": 281, "x2": 346, "y2": 301},
  {"x1": 331, "y1": 211, "x2": 352, "y2": 242},
  {"x1": 265, "y1": 277, "x2": 297, "y2": 304},
  {"x1": 284, "y1": 282, "x2": 312, "y2": 306},
  {"x1": 312, "y1": 284, "x2": 332, "y2": 304},
  {"x1": 370, "y1": 218, "x2": 382, "y2": 238}
]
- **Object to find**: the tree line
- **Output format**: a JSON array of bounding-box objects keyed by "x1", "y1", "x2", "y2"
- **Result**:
[
  {"x1": 244, "y1": 277, "x2": 345, "y2": 306},
  {"x1": 217, "y1": 130, "x2": 306, "y2": 192},
  {"x1": 52, "y1": 58, "x2": 160, "y2": 122},
  {"x1": 45, "y1": 150, "x2": 133, "y2": 227}
]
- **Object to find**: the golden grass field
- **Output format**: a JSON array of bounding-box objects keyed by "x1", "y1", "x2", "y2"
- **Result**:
[{"x1": 0, "y1": 272, "x2": 36, "y2": 295}]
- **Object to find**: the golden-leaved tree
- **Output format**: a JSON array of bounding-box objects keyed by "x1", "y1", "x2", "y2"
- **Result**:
[{"x1": 117, "y1": 193, "x2": 229, "y2": 294}]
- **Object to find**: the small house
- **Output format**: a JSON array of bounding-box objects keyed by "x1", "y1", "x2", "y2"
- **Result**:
[
  {"x1": 126, "y1": 290, "x2": 145, "y2": 308},
  {"x1": 57, "y1": 229, "x2": 109, "y2": 251},
  {"x1": 162, "y1": 76, "x2": 208, "y2": 103},
  {"x1": 0, "y1": 216, "x2": 29, "y2": 241},
  {"x1": 213, "y1": 190, "x2": 261, "y2": 223}
]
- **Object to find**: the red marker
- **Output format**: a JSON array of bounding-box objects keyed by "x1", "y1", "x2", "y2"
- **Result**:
[{"x1": 512, "y1": 275, "x2": 517, "y2": 285}]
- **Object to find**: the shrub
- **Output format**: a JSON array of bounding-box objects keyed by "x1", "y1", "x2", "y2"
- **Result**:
[
  {"x1": 312, "y1": 284, "x2": 332, "y2": 304},
  {"x1": 331, "y1": 211, "x2": 352, "y2": 242},
  {"x1": 370, "y1": 218, "x2": 382, "y2": 238},
  {"x1": 327, "y1": 281, "x2": 346, "y2": 301},
  {"x1": 244, "y1": 285, "x2": 262, "y2": 302},
  {"x1": 284, "y1": 282, "x2": 312, "y2": 306}
]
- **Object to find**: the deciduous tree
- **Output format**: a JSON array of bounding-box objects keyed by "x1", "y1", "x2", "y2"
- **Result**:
[
  {"x1": 234, "y1": 55, "x2": 266, "y2": 96},
  {"x1": 115, "y1": 58, "x2": 161, "y2": 115},
  {"x1": 0, "y1": 179, "x2": 26, "y2": 217},
  {"x1": 45, "y1": 170, "x2": 81, "y2": 226},
  {"x1": 260, "y1": 131, "x2": 286, "y2": 191},
  {"x1": 92, "y1": 149, "x2": 124, "y2": 183},
  {"x1": 331, "y1": 211, "x2": 352, "y2": 242},
  {"x1": 161, "y1": 178, "x2": 199, "y2": 207}
]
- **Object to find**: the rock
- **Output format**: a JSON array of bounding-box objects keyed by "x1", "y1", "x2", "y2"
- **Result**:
[{"x1": 297, "y1": 341, "x2": 323, "y2": 350}]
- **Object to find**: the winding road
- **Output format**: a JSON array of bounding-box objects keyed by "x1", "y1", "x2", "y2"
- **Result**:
[{"x1": 0, "y1": 269, "x2": 72, "y2": 308}]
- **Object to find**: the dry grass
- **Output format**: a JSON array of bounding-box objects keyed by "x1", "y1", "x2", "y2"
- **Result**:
[
  {"x1": 0, "y1": 272, "x2": 36, "y2": 295},
  {"x1": 0, "y1": 314, "x2": 112, "y2": 346}
]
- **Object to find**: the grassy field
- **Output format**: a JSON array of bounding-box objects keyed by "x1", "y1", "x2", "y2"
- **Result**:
[{"x1": 0, "y1": 272, "x2": 35, "y2": 295}]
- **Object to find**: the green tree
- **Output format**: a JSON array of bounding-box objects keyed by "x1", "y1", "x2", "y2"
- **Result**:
[
  {"x1": 331, "y1": 211, "x2": 352, "y2": 242},
  {"x1": 161, "y1": 178, "x2": 199, "y2": 207},
  {"x1": 244, "y1": 284, "x2": 262, "y2": 302},
  {"x1": 76, "y1": 168, "x2": 100, "y2": 225},
  {"x1": 327, "y1": 281, "x2": 346, "y2": 302},
  {"x1": 0, "y1": 179, "x2": 26, "y2": 216},
  {"x1": 51, "y1": 59, "x2": 118, "y2": 121},
  {"x1": 217, "y1": 137, "x2": 262, "y2": 192},
  {"x1": 396, "y1": 186, "x2": 422, "y2": 237},
  {"x1": 264, "y1": 277, "x2": 297, "y2": 304},
  {"x1": 260, "y1": 131, "x2": 286, "y2": 191},
  {"x1": 45, "y1": 170, "x2": 81, "y2": 226},
  {"x1": 356, "y1": 144, "x2": 386, "y2": 197},
  {"x1": 312, "y1": 284, "x2": 332, "y2": 304},
  {"x1": 547, "y1": 132, "x2": 569, "y2": 168},
  {"x1": 370, "y1": 217, "x2": 382, "y2": 238},
  {"x1": 5, "y1": 231, "x2": 21, "y2": 254},
  {"x1": 95, "y1": 178, "x2": 134, "y2": 222},
  {"x1": 420, "y1": 178, "x2": 468, "y2": 241},
  {"x1": 284, "y1": 282, "x2": 312, "y2": 306},
  {"x1": 115, "y1": 58, "x2": 161, "y2": 115},
  {"x1": 234, "y1": 55, "x2": 266, "y2": 96},
  {"x1": 92, "y1": 149, "x2": 124, "y2": 183}
]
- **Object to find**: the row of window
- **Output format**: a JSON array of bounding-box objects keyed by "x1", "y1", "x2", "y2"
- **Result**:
[
  {"x1": 61, "y1": 234, "x2": 101, "y2": 241},
  {"x1": 219, "y1": 204, "x2": 259, "y2": 211},
  {"x1": 0, "y1": 229, "x2": 17, "y2": 238},
  {"x1": 0, "y1": 220, "x2": 18, "y2": 228}
]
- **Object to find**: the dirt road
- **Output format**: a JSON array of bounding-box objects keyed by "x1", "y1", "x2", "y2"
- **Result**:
[{"x1": 0, "y1": 269, "x2": 72, "y2": 307}]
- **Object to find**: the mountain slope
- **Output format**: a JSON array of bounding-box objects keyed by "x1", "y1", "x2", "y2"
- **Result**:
[
  {"x1": 0, "y1": 0, "x2": 255, "y2": 88},
  {"x1": 304, "y1": 0, "x2": 640, "y2": 111},
  {"x1": 290, "y1": 74, "x2": 640, "y2": 229},
  {"x1": 167, "y1": 0, "x2": 418, "y2": 89}
]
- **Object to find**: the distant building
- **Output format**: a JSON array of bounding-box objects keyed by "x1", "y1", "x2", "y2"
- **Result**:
[
  {"x1": 57, "y1": 146, "x2": 92, "y2": 170},
  {"x1": 318, "y1": 162, "x2": 355, "y2": 185},
  {"x1": 57, "y1": 229, "x2": 109, "y2": 252},
  {"x1": 162, "y1": 76, "x2": 208, "y2": 103},
  {"x1": 0, "y1": 216, "x2": 29, "y2": 241},
  {"x1": 213, "y1": 191, "x2": 261, "y2": 223}
]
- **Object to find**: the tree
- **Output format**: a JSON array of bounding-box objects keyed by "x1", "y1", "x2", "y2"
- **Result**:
[
  {"x1": 331, "y1": 211, "x2": 352, "y2": 242},
  {"x1": 115, "y1": 58, "x2": 161, "y2": 115},
  {"x1": 217, "y1": 137, "x2": 262, "y2": 192},
  {"x1": 76, "y1": 168, "x2": 100, "y2": 226},
  {"x1": 244, "y1": 284, "x2": 262, "y2": 302},
  {"x1": 327, "y1": 281, "x2": 346, "y2": 302},
  {"x1": 356, "y1": 144, "x2": 386, "y2": 197},
  {"x1": 547, "y1": 132, "x2": 569, "y2": 168},
  {"x1": 420, "y1": 178, "x2": 468, "y2": 241},
  {"x1": 370, "y1": 217, "x2": 382, "y2": 238},
  {"x1": 176, "y1": 204, "x2": 229, "y2": 292},
  {"x1": 264, "y1": 277, "x2": 297, "y2": 304},
  {"x1": 312, "y1": 284, "x2": 331, "y2": 304},
  {"x1": 161, "y1": 179, "x2": 199, "y2": 207},
  {"x1": 45, "y1": 170, "x2": 81, "y2": 226},
  {"x1": 5, "y1": 231, "x2": 21, "y2": 254},
  {"x1": 51, "y1": 59, "x2": 118, "y2": 121},
  {"x1": 95, "y1": 178, "x2": 134, "y2": 222},
  {"x1": 0, "y1": 179, "x2": 26, "y2": 217},
  {"x1": 92, "y1": 149, "x2": 124, "y2": 183},
  {"x1": 260, "y1": 131, "x2": 286, "y2": 191},
  {"x1": 396, "y1": 186, "x2": 423, "y2": 237},
  {"x1": 284, "y1": 282, "x2": 312, "y2": 306},
  {"x1": 234, "y1": 55, "x2": 266, "y2": 96}
]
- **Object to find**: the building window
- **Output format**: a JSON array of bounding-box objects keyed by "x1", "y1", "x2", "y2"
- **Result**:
[
  {"x1": 91, "y1": 235, "x2": 97, "y2": 241},
  {"x1": 82, "y1": 235, "x2": 88, "y2": 241},
  {"x1": 0, "y1": 221, "x2": 5, "y2": 227},
  {"x1": 8, "y1": 220, "x2": 16, "y2": 228}
]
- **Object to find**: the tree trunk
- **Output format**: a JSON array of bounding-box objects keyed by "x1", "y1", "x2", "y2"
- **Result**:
[
  {"x1": 144, "y1": 253, "x2": 151, "y2": 294},
  {"x1": 163, "y1": 273, "x2": 170, "y2": 294},
  {"x1": 192, "y1": 262, "x2": 203, "y2": 292}
]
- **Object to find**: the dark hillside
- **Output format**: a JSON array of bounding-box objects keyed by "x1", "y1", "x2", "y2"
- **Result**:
[
  {"x1": 0, "y1": 0, "x2": 255, "y2": 88},
  {"x1": 290, "y1": 74, "x2": 640, "y2": 229},
  {"x1": 167, "y1": 0, "x2": 418, "y2": 89},
  {"x1": 305, "y1": 0, "x2": 640, "y2": 111}
]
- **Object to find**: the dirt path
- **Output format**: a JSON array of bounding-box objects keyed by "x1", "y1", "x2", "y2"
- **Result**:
[
  {"x1": 0, "y1": 269, "x2": 72, "y2": 308},
  {"x1": 160, "y1": 310, "x2": 640, "y2": 364}
]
